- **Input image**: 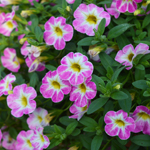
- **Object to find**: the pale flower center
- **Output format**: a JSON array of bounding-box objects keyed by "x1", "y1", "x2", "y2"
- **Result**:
[
  {"x1": 138, "y1": 112, "x2": 150, "y2": 120},
  {"x1": 71, "y1": 63, "x2": 81, "y2": 72},
  {"x1": 6, "y1": 80, "x2": 9, "y2": 89},
  {"x1": 21, "y1": 95, "x2": 28, "y2": 107},
  {"x1": 115, "y1": 119, "x2": 125, "y2": 127},
  {"x1": 26, "y1": 139, "x2": 32, "y2": 147},
  {"x1": 52, "y1": 81, "x2": 60, "y2": 89},
  {"x1": 38, "y1": 115, "x2": 43, "y2": 123},
  {"x1": 40, "y1": 134, "x2": 45, "y2": 142},
  {"x1": 128, "y1": 53, "x2": 134, "y2": 62},
  {"x1": 6, "y1": 21, "x2": 14, "y2": 28},
  {"x1": 87, "y1": 15, "x2": 97, "y2": 24},
  {"x1": 55, "y1": 27, "x2": 63, "y2": 36},
  {"x1": 79, "y1": 83, "x2": 86, "y2": 93},
  {"x1": 82, "y1": 105, "x2": 87, "y2": 111},
  {"x1": 8, "y1": 136, "x2": 12, "y2": 143}
]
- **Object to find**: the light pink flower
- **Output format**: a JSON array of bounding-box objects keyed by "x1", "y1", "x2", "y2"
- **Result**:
[
  {"x1": 104, "y1": 110, "x2": 135, "y2": 140},
  {"x1": 115, "y1": 43, "x2": 150, "y2": 70},
  {"x1": 73, "y1": 3, "x2": 110, "y2": 36},
  {"x1": 28, "y1": 0, "x2": 39, "y2": 5},
  {"x1": 7, "y1": 84, "x2": 37, "y2": 118},
  {"x1": 116, "y1": 0, "x2": 142, "y2": 13},
  {"x1": 69, "y1": 101, "x2": 90, "y2": 121},
  {"x1": 0, "y1": 0, "x2": 20, "y2": 7},
  {"x1": 2, "y1": 132, "x2": 16, "y2": 150},
  {"x1": 1, "y1": 48, "x2": 20, "y2": 72},
  {"x1": 70, "y1": 76, "x2": 96, "y2": 107},
  {"x1": 66, "y1": 0, "x2": 75, "y2": 4},
  {"x1": 105, "y1": 0, "x2": 120, "y2": 19},
  {"x1": 0, "y1": 73, "x2": 16, "y2": 96},
  {"x1": 132, "y1": 106, "x2": 150, "y2": 135},
  {"x1": 27, "y1": 107, "x2": 49, "y2": 130},
  {"x1": 30, "y1": 128, "x2": 50, "y2": 150},
  {"x1": 16, "y1": 130, "x2": 34, "y2": 150},
  {"x1": 40, "y1": 70, "x2": 71, "y2": 102},
  {"x1": 44, "y1": 16, "x2": 73, "y2": 50},
  {"x1": 25, "y1": 55, "x2": 45, "y2": 72},
  {"x1": 57, "y1": 52, "x2": 93, "y2": 86}
]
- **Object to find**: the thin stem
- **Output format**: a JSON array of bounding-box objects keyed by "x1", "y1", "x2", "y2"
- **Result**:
[{"x1": 102, "y1": 137, "x2": 114, "y2": 150}]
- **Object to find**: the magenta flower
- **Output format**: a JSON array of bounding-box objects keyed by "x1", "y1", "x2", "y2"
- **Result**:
[
  {"x1": 40, "y1": 70, "x2": 71, "y2": 102},
  {"x1": 116, "y1": 0, "x2": 142, "y2": 13},
  {"x1": 66, "y1": 0, "x2": 75, "y2": 4},
  {"x1": 7, "y1": 84, "x2": 37, "y2": 118},
  {"x1": 30, "y1": 128, "x2": 50, "y2": 150},
  {"x1": 0, "y1": 130, "x2": 2, "y2": 142},
  {"x1": 104, "y1": 110, "x2": 135, "y2": 140},
  {"x1": 16, "y1": 130, "x2": 34, "y2": 150},
  {"x1": 73, "y1": 3, "x2": 110, "y2": 36},
  {"x1": 57, "y1": 52, "x2": 93, "y2": 86},
  {"x1": 132, "y1": 106, "x2": 150, "y2": 135},
  {"x1": 1, "y1": 48, "x2": 20, "y2": 72},
  {"x1": 69, "y1": 101, "x2": 90, "y2": 121},
  {"x1": 27, "y1": 107, "x2": 49, "y2": 130},
  {"x1": 70, "y1": 76, "x2": 97, "y2": 107},
  {"x1": 28, "y1": 0, "x2": 39, "y2": 5},
  {"x1": 44, "y1": 16, "x2": 73, "y2": 50},
  {"x1": 0, "y1": 73, "x2": 16, "y2": 96}
]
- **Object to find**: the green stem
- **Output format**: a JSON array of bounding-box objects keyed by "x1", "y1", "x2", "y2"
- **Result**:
[
  {"x1": 102, "y1": 137, "x2": 114, "y2": 150},
  {"x1": 122, "y1": 71, "x2": 130, "y2": 85}
]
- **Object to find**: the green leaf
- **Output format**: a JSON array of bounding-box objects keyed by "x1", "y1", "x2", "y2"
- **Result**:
[
  {"x1": 143, "y1": 91, "x2": 150, "y2": 97},
  {"x1": 66, "y1": 122, "x2": 78, "y2": 135},
  {"x1": 91, "y1": 135, "x2": 103, "y2": 150},
  {"x1": 132, "y1": 80, "x2": 149, "y2": 89},
  {"x1": 142, "y1": 13, "x2": 150, "y2": 28},
  {"x1": 54, "y1": 124, "x2": 62, "y2": 134},
  {"x1": 9, "y1": 127, "x2": 18, "y2": 140},
  {"x1": 30, "y1": 15, "x2": 39, "y2": 32},
  {"x1": 111, "y1": 91, "x2": 128, "y2": 100},
  {"x1": 83, "y1": 126, "x2": 96, "y2": 132},
  {"x1": 135, "y1": 64, "x2": 145, "y2": 70},
  {"x1": 135, "y1": 67, "x2": 145, "y2": 80},
  {"x1": 103, "y1": 100, "x2": 114, "y2": 115},
  {"x1": 116, "y1": 137, "x2": 127, "y2": 145},
  {"x1": 98, "y1": 18, "x2": 106, "y2": 35},
  {"x1": 71, "y1": 128, "x2": 81, "y2": 136},
  {"x1": 77, "y1": 37, "x2": 94, "y2": 46},
  {"x1": 59, "y1": 116, "x2": 77, "y2": 126},
  {"x1": 87, "y1": 97, "x2": 109, "y2": 114},
  {"x1": 108, "y1": 23, "x2": 134, "y2": 39},
  {"x1": 131, "y1": 134, "x2": 150, "y2": 146},
  {"x1": 47, "y1": 138, "x2": 62, "y2": 149},
  {"x1": 34, "y1": 26, "x2": 43, "y2": 43},
  {"x1": 27, "y1": 38, "x2": 39, "y2": 46},
  {"x1": 73, "y1": 0, "x2": 82, "y2": 12},
  {"x1": 128, "y1": 143, "x2": 139, "y2": 150},
  {"x1": 29, "y1": 72, "x2": 39, "y2": 88},
  {"x1": 79, "y1": 134, "x2": 91, "y2": 150},
  {"x1": 45, "y1": 64, "x2": 57, "y2": 71}
]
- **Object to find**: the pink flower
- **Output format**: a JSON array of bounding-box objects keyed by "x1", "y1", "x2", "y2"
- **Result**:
[
  {"x1": 104, "y1": 110, "x2": 135, "y2": 140},
  {"x1": 69, "y1": 101, "x2": 90, "y2": 121},
  {"x1": 40, "y1": 70, "x2": 71, "y2": 102},
  {"x1": 116, "y1": 0, "x2": 142, "y2": 13},
  {"x1": 30, "y1": 128, "x2": 50, "y2": 150},
  {"x1": 115, "y1": 43, "x2": 150, "y2": 70},
  {"x1": 66, "y1": 0, "x2": 75, "y2": 4},
  {"x1": 0, "y1": 73, "x2": 16, "y2": 96},
  {"x1": 27, "y1": 107, "x2": 49, "y2": 130},
  {"x1": 132, "y1": 106, "x2": 150, "y2": 135},
  {"x1": 0, "y1": 0, "x2": 20, "y2": 7},
  {"x1": 7, "y1": 84, "x2": 37, "y2": 118},
  {"x1": 44, "y1": 16, "x2": 73, "y2": 50},
  {"x1": 0, "y1": 130, "x2": 2, "y2": 142},
  {"x1": 57, "y1": 52, "x2": 93, "y2": 86},
  {"x1": 28, "y1": 0, "x2": 39, "y2": 5},
  {"x1": 70, "y1": 76, "x2": 97, "y2": 107},
  {"x1": 16, "y1": 130, "x2": 34, "y2": 150},
  {"x1": 105, "y1": 0, "x2": 120, "y2": 19},
  {"x1": 1, "y1": 48, "x2": 20, "y2": 72},
  {"x1": 73, "y1": 3, "x2": 110, "y2": 36}
]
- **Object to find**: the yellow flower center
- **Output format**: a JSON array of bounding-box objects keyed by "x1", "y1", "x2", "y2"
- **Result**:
[
  {"x1": 79, "y1": 83, "x2": 86, "y2": 93},
  {"x1": 55, "y1": 27, "x2": 63, "y2": 36},
  {"x1": 71, "y1": 63, "x2": 81, "y2": 72},
  {"x1": 8, "y1": 136, "x2": 12, "y2": 143},
  {"x1": 128, "y1": 53, "x2": 134, "y2": 62},
  {"x1": 82, "y1": 105, "x2": 87, "y2": 111},
  {"x1": 21, "y1": 95, "x2": 28, "y2": 107},
  {"x1": 40, "y1": 134, "x2": 45, "y2": 142},
  {"x1": 138, "y1": 112, "x2": 150, "y2": 120},
  {"x1": 38, "y1": 115, "x2": 43, "y2": 123},
  {"x1": 6, "y1": 21, "x2": 14, "y2": 29},
  {"x1": 6, "y1": 80, "x2": 9, "y2": 89},
  {"x1": 52, "y1": 81, "x2": 60, "y2": 89},
  {"x1": 26, "y1": 139, "x2": 32, "y2": 147},
  {"x1": 87, "y1": 15, "x2": 97, "y2": 24},
  {"x1": 115, "y1": 119, "x2": 125, "y2": 127}
]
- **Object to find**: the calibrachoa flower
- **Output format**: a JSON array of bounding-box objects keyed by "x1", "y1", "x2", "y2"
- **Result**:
[
  {"x1": 131, "y1": 106, "x2": 150, "y2": 135},
  {"x1": 73, "y1": 3, "x2": 110, "y2": 36},
  {"x1": 57, "y1": 52, "x2": 93, "y2": 86},
  {"x1": 69, "y1": 101, "x2": 91, "y2": 121},
  {"x1": 7, "y1": 84, "x2": 37, "y2": 118},
  {"x1": 70, "y1": 76, "x2": 97, "y2": 107},
  {"x1": 116, "y1": 0, "x2": 142, "y2": 13},
  {"x1": 0, "y1": 73, "x2": 16, "y2": 96},
  {"x1": 0, "y1": 0, "x2": 20, "y2": 7},
  {"x1": 105, "y1": 0, "x2": 120, "y2": 19},
  {"x1": 44, "y1": 16, "x2": 73, "y2": 50},
  {"x1": 1, "y1": 48, "x2": 20, "y2": 72},
  {"x1": 66, "y1": 0, "x2": 75, "y2": 4},
  {"x1": 0, "y1": 130, "x2": 2, "y2": 141},
  {"x1": 16, "y1": 130, "x2": 34, "y2": 150},
  {"x1": 30, "y1": 128, "x2": 50, "y2": 150},
  {"x1": 40, "y1": 70, "x2": 71, "y2": 102},
  {"x1": 27, "y1": 107, "x2": 49, "y2": 130},
  {"x1": 115, "y1": 43, "x2": 150, "y2": 70},
  {"x1": 104, "y1": 110, "x2": 135, "y2": 140}
]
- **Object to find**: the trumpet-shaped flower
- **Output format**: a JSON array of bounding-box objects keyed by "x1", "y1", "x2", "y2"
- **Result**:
[
  {"x1": 40, "y1": 70, "x2": 71, "y2": 102},
  {"x1": 132, "y1": 106, "x2": 150, "y2": 135},
  {"x1": 0, "y1": 73, "x2": 16, "y2": 96},
  {"x1": 16, "y1": 130, "x2": 34, "y2": 150},
  {"x1": 30, "y1": 128, "x2": 50, "y2": 150},
  {"x1": 44, "y1": 16, "x2": 73, "y2": 50},
  {"x1": 73, "y1": 3, "x2": 110, "y2": 36},
  {"x1": 116, "y1": 0, "x2": 142, "y2": 13},
  {"x1": 104, "y1": 110, "x2": 135, "y2": 140},
  {"x1": 66, "y1": 0, "x2": 75, "y2": 4},
  {"x1": 27, "y1": 107, "x2": 49, "y2": 130},
  {"x1": 7, "y1": 84, "x2": 37, "y2": 118},
  {"x1": 69, "y1": 101, "x2": 90, "y2": 121},
  {"x1": 70, "y1": 76, "x2": 96, "y2": 107},
  {"x1": 1, "y1": 48, "x2": 20, "y2": 72},
  {"x1": 57, "y1": 52, "x2": 93, "y2": 86}
]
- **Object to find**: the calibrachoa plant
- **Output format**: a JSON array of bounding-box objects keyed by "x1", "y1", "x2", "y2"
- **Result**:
[{"x1": 1, "y1": 0, "x2": 150, "y2": 149}]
